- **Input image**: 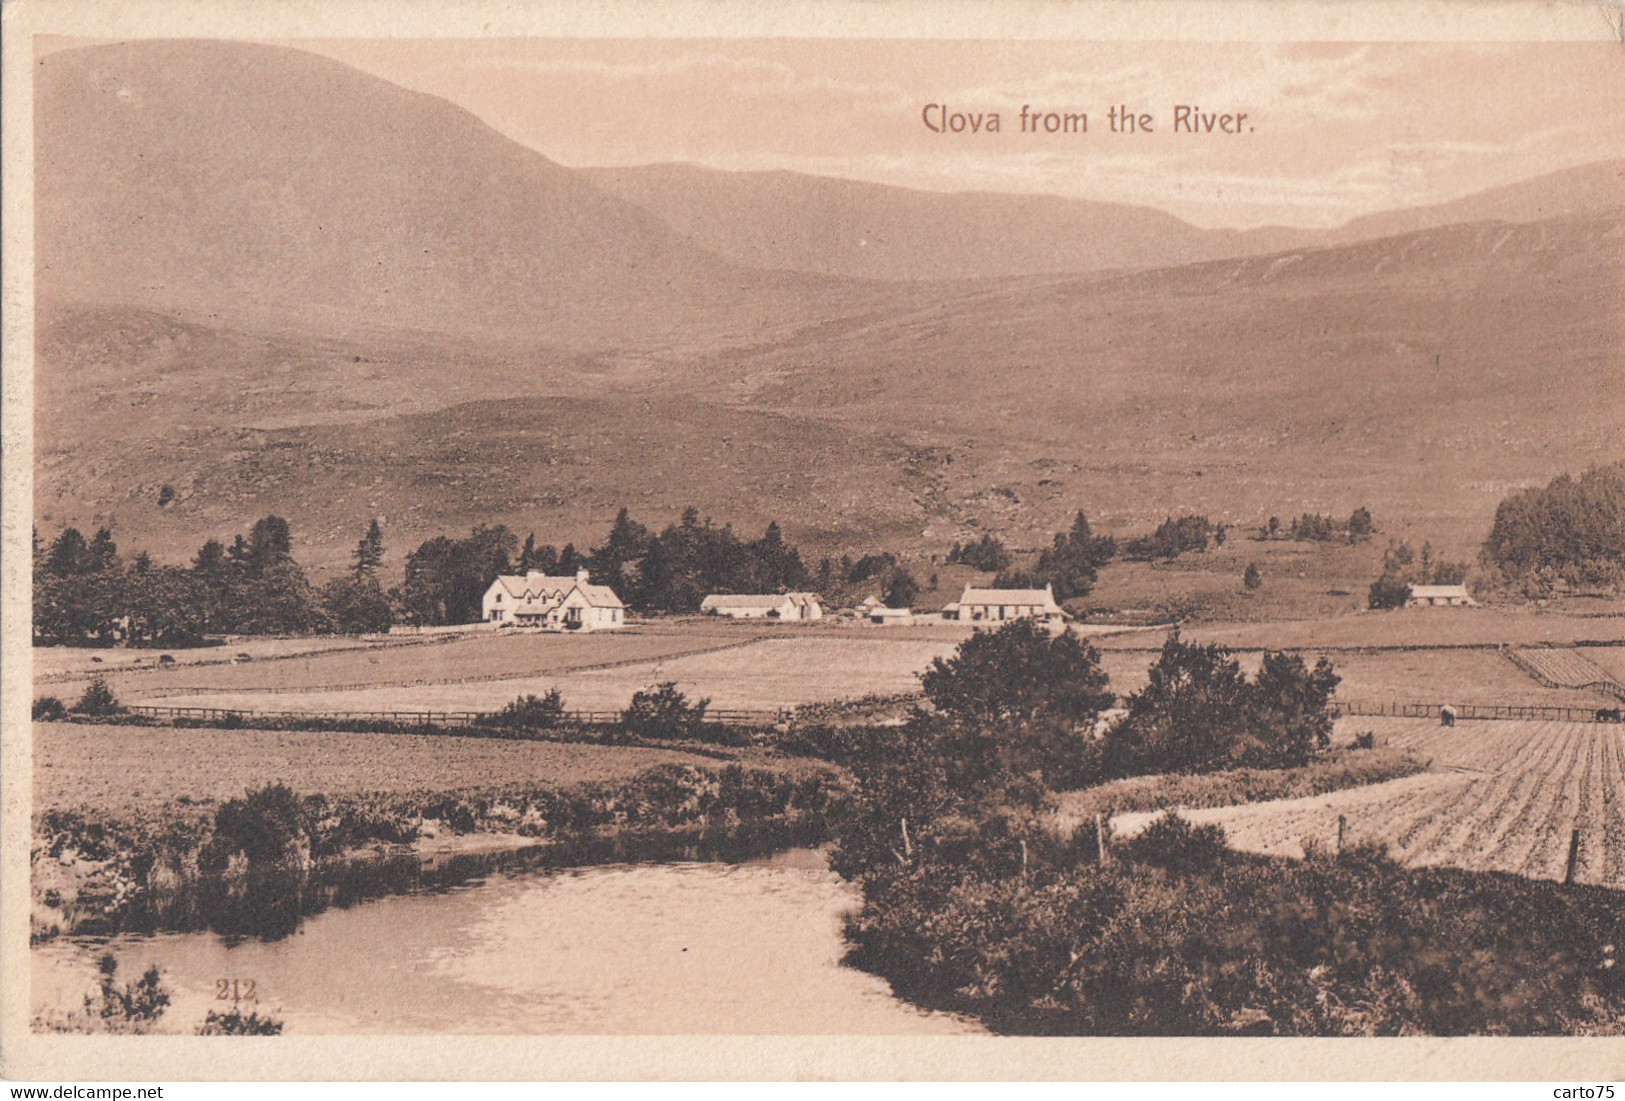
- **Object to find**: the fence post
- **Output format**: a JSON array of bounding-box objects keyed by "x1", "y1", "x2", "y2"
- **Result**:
[
  {"x1": 1336, "y1": 814, "x2": 1346, "y2": 857},
  {"x1": 1096, "y1": 812, "x2": 1109, "y2": 865},
  {"x1": 1564, "y1": 829, "x2": 1581, "y2": 886}
]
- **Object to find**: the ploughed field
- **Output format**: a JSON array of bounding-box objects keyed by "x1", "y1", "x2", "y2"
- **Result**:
[
  {"x1": 1115, "y1": 717, "x2": 1625, "y2": 888},
  {"x1": 33, "y1": 722, "x2": 819, "y2": 814}
]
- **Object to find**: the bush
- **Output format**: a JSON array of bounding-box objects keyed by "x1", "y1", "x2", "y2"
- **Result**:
[
  {"x1": 1243, "y1": 563, "x2": 1262, "y2": 590},
  {"x1": 197, "y1": 1008, "x2": 284, "y2": 1036},
  {"x1": 1116, "y1": 813, "x2": 1229, "y2": 875},
  {"x1": 34, "y1": 954, "x2": 172, "y2": 1034},
  {"x1": 1352, "y1": 731, "x2": 1376, "y2": 750},
  {"x1": 623, "y1": 682, "x2": 710, "y2": 740},
  {"x1": 33, "y1": 696, "x2": 67, "y2": 721},
  {"x1": 201, "y1": 783, "x2": 307, "y2": 870},
  {"x1": 483, "y1": 689, "x2": 566, "y2": 730},
  {"x1": 71, "y1": 678, "x2": 124, "y2": 717},
  {"x1": 1368, "y1": 572, "x2": 1412, "y2": 610}
]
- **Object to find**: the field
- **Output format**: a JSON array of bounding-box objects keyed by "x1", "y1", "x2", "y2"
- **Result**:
[
  {"x1": 1114, "y1": 716, "x2": 1625, "y2": 888},
  {"x1": 1091, "y1": 606, "x2": 1625, "y2": 651},
  {"x1": 33, "y1": 723, "x2": 814, "y2": 814},
  {"x1": 131, "y1": 635, "x2": 966, "y2": 714}
]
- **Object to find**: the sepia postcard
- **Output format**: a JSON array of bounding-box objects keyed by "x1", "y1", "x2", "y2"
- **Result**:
[{"x1": 3, "y1": 0, "x2": 1624, "y2": 1082}]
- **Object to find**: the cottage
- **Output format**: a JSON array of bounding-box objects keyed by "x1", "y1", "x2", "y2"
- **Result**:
[
  {"x1": 482, "y1": 569, "x2": 626, "y2": 630},
  {"x1": 1406, "y1": 584, "x2": 1476, "y2": 608},
  {"x1": 700, "y1": 592, "x2": 823, "y2": 621},
  {"x1": 945, "y1": 584, "x2": 1066, "y2": 624}
]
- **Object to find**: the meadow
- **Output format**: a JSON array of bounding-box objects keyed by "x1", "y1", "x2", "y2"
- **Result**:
[
  {"x1": 33, "y1": 722, "x2": 814, "y2": 815},
  {"x1": 1113, "y1": 716, "x2": 1625, "y2": 888}
]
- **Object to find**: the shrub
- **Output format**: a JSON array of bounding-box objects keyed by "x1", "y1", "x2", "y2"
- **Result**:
[
  {"x1": 71, "y1": 678, "x2": 124, "y2": 717},
  {"x1": 1367, "y1": 572, "x2": 1412, "y2": 610},
  {"x1": 623, "y1": 682, "x2": 710, "y2": 740},
  {"x1": 1243, "y1": 563, "x2": 1262, "y2": 590},
  {"x1": 33, "y1": 696, "x2": 67, "y2": 721},
  {"x1": 34, "y1": 954, "x2": 173, "y2": 1034},
  {"x1": 1116, "y1": 813, "x2": 1229, "y2": 875},
  {"x1": 197, "y1": 1008, "x2": 284, "y2": 1036},
  {"x1": 201, "y1": 783, "x2": 307, "y2": 870},
  {"x1": 1352, "y1": 731, "x2": 1376, "y2": 750},
  {"x1": 484, "y1": 689, "x2": 566, "y2": 730}
]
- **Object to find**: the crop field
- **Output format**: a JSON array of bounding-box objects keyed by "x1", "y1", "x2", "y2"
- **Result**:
[
  {"x1": 1114, "y1": 717, "x2": 1625, "y2": 888},
  {"x1": 139, "y1": 636, "x2": 964, "y2": 714},
  {"x1": 1510, "y1": 648, "x2": 1625, "y2": 693},
  {"x1": 33, "y1": 723, "x2": 812, "y2": 814}
]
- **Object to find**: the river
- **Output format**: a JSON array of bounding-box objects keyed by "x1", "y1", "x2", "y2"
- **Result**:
[{"x1": 32, "y1": 848, "x2": 976, "y2": 1035}]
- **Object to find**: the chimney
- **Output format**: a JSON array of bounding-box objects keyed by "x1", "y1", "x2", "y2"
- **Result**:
[{"x1": 576, "y1": 568, "x2": 590, "y2": 582}]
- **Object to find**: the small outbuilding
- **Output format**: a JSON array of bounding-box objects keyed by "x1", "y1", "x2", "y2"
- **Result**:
[
  {"x1": 700, "y1": 593, "x2": 823, "y2": 621},
  {"x1": 1407, "y1": 584, "x2": 1476, "y2": 608}
]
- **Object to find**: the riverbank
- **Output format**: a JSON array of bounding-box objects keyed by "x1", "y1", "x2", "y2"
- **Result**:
[{"x1": 32, "y1": 721, "x2": 845, "y2": 943}]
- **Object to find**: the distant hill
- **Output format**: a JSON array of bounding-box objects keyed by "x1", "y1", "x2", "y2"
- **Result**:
[
  {"x1": 35, "y1": 39, "x2": 899, "y2": 350},
  {"x1": 36, "y1": 212, "x2": 1624, "y2": 569},
  {"x1": 582, "y1": 164, "x2": 1283, "y2": 280},
  {"x1": 583, "y1": 159, "x2": 1624, "y2": 281},
  {"x1": 30, "y1": 40, "x2": 1625, "y2": 571}
]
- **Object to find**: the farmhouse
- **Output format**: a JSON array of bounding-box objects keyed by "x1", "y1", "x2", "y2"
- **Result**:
[
  {"x1": 482, "y1": 568, "x2": 626, "y2": 630},
  {"x1": 945, "y1": 584, "x2": 1066, "y2": 624},
  {"x1": 1407, "y1": 584, "x2": 1476, "y2": 608},
  {"x1": 700, "y1": 593, "x2": 823, "y2": 621}
]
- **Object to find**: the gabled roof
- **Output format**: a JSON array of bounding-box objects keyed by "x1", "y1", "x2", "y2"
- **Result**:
[
  {"x1": 958, "y1": 585, "x2": 1060, "y2": 608},
  {"x1": 702, "y1": 593, "x2": 795, "y2": 610},
  {"x1": 488, "y1": 572, "x2": 624, "y2": 608}
]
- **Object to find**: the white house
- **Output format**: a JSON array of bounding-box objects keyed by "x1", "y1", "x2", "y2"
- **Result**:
[
  {"x1": 1406, "y1": 584, "x2": 1476, "y2": 608},
  {"x1": 482, "y1": 569, "x2": 626, "y2": 630},
  {"x1": 700, "y1": 593, "x2": 823, "y2": 621},
  {"x1": 945, "y1": 584, "x2": 1066, "y2": 624}
]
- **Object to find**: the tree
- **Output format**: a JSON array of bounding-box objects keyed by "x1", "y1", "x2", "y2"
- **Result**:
[
  {"x1": 1023, "y1": 510, "x2": 1117, "y2": 601},
  {"x1": 353, "y1": 519, "x2": 385, "y2": 581},
  {"x1": 1347, "y1": 506, "x2": 1375, "y2": 540},
  {"x1": 1367, "y1": 572, "x2": 1412, "y2": 610},
  {"x1": 1102, "y1": 634, "x2": 1252, "y2": 775},
  {"x1": 321, "y1": 576, "x2": 394, "y2": 634},
  {"x1": 1246, "y1": 652, "x2": 1340, "y2": 767},
  {"x1": 922, "y1": 618, "x2": 1114, "y2": 729},
  {"x1": 1243, "y1": 562, "x2": 1263, "y2": 590},
  {"x1": 45, "y1": 528, "x2": 91, "y2": 577},
  {"x1": 396, "y1": 526, "x2": 517, "y2": 625},
  {"x1": 247, "y1": 516, "x2": 293, "y2": 572},
  {"x1": 882, "y1": 567, "x2": 919, "y2": 609}
]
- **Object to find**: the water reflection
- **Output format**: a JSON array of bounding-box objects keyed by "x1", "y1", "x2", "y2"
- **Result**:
[
  {"x1": 34, "y1": 849, "x2": 975, "y2": 1035},
  {"x1": 107, "y1": 820, "x2": 823, "y2": 943}
]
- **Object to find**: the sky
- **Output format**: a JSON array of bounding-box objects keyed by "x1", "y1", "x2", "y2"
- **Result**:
[{"x1": 40, "y1": 36, "x2": 1625, "y2": 229}]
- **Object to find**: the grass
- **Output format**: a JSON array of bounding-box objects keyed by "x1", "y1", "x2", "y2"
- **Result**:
[
  {"x1": 44, "y1": 624, "x2": 770, "y2": 701},
  {"x1": 135, "y1": 635, "x2": 965, "y2": 713},
  {"x1": 33, "y1": 722, "x2": 818, "y2": 815},
  {"x1": 1089, "y1": 605, "x2": 1625, "y2": 651},
  {"x1": 1053, "y1": 744, "x2": 1425, "y2": 837}
]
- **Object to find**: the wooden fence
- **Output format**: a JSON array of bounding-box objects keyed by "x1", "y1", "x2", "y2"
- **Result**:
[{"x1": 1335, "y1": 700, "x2": 1622, "y2": 723}]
